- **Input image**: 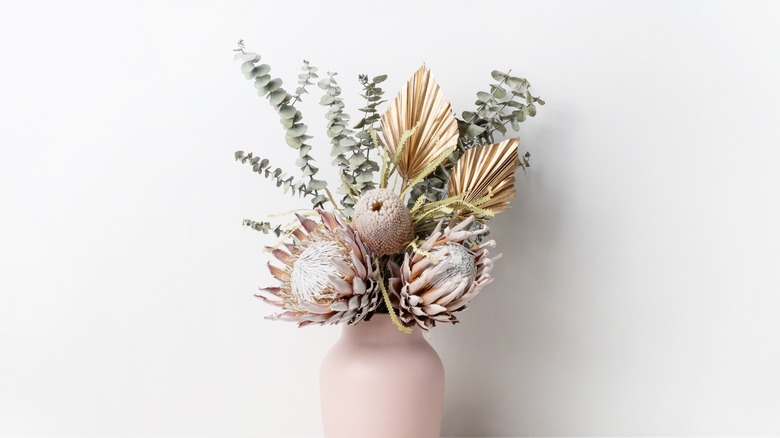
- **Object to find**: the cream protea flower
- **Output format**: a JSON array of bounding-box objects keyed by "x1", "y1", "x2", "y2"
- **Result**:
[
  {"x1": 255, "y1": 210, "x2": 381, "y2": 327},
  {"x1": 388, "y1": 216, "x2": 499, "y2": 331},
  {"x1": 352, "y1": 188, "x2": 414, "y2": 256}
]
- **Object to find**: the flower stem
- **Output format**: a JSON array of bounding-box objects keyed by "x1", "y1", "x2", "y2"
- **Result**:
[{"x1": 375, "y1": 258, "x2": 413, "y2": 334}]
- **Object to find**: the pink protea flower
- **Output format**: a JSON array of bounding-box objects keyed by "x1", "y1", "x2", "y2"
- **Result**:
[
  {"x1": 256, "y1": 210, "x2": 381, "y2": 327},
  {"x1": 388, "y1": 216, "x2": 499, "y2": 331}
]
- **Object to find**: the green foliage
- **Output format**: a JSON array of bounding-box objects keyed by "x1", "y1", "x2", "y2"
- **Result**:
[
  {"x1": 353, "y1": 75, "x2": 386, "y2": 193},
  {"x1": 318, "y1": 72, "x2": 377, "y2": 217},
  {"x1": 459, "y1": 70, "x2": 544, "y2": 155},
  {"x1": 294, "y1": 59, "x2": 317, "y2": 102},
  {"x1": 352, "y1": 74, "x2": 387, "y2": 194},
  {"x1": 400, "y1": 139, "x2": 455, "y2": 198},
  {"x1": 405, "y1": 161, "x2": 451, "y2": 208},
  {"x1": 242, "y1": 218, "x2": 283, "y2": 237},
  {"x1": 232, "y1": 40, "x2": 542, "y2": 231},
  {"x1": 235, "y1": 150, "x2": 309, "y2": 196},
  {"x1": 234, "y1": 43, "x2": 327, "y2": 208}
]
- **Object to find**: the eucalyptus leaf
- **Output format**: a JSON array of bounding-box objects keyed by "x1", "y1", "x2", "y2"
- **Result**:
[
  {"x1": 268, "y1": 90, "x2": 287, "y2": 106},
  {"x1": 331, "y1": 156, "x2": 348, "y2": 166},
  {"x1": 308, "y1": 179, "x2": 328, "y2": 191},
  {"x1": 339, "y1": 138, "x2": 357, "y2": 147},
  {"x1": 311, "y1": 194, "x2": 329, "y2": 206},
  {"x1": 477, "y1": 91, "x2": 493, "y2": 102},
  {"x1": 285, "y1": 136, "x2": 303, "y2": 148},
  {"x1": 266, "y1": 78, "x2": 283, "y2": 92},
  {"x1": 254, "y1": 74, "x2": 271, "y2": 88},
  {"x1": 491, "y1": 70, "x2": 506, "y2": 81},
  {"x1": 466, "y1": 124, "x2": 486, "y2": 137},
  {"x1": 348, "y1": 154, "x2": 367, "y2": 166},
  {"x1": 490, "y1": 85, "x2": 507, "y2": 99},
  {"x1": 355, "y1": 171, "x2": 374, "y2": 183},
  {"x1": 242, "y1": 52, "x2": 261, "y2": 62},
  {"x1": 255, "y1": 64, "x2": 271, "y2": 76},
  {"x1": 278, "y1": 105, "x2": 296, "y2": 119},
  {"x1": 287, "y1": 124, "x2": 308, "y2": 137},
  {"x1": 240, "y1": 61, "x2": 255, "y2": 74}
]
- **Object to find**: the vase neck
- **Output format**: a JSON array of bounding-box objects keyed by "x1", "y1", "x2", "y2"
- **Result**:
[{"x1": 340, "y1": 314, "x2": 422, "y2": 344}]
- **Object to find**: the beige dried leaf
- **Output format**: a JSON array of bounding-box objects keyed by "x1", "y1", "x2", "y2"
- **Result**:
[
  {"x1": 380, "y1": 65, "x2": 459, "y2": 184},
  {"x1": 447, "y1": 138, "x2": 521, "y2": 215}
]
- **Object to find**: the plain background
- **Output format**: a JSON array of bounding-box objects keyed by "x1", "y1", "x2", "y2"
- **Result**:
[{"x1": 1, "y1": 1, "x2": 779, "y2": 437}]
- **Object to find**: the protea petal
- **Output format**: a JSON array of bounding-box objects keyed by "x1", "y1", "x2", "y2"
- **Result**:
[
  {"x1": 331, "y1": 258, "x2": 356, "y2": 280},
  {"x1": 271, "y1": 248, "x2": 292, "y2": 264},
  {"x1": 267, "y1": 262, "x2": 288, "y2": 281},
  {"x1": 295, "y1": 213, "x2": 319, "y2": 233},
  {"x1": 352, "y1": 278, "x2": 366, "y2": 295},
  {"x1": 329, "y1": 274, "x2": 353, "y2": 297}
]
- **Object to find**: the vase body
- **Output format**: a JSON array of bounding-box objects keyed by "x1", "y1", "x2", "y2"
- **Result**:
[{"x1": 320, "y1": 314, "x2": 445, "y2": 438}]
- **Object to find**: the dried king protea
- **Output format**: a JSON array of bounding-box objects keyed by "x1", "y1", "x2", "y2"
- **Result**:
[
  {"x1": 388, "y1": 216, "x2": 499, "y2": 331},
  {"x1": 256, "y1": 210, "x2": 381, "y2": 327}
]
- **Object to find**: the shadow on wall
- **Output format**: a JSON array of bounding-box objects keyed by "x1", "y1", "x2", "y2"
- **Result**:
[{"x1": 430, "y1": 127, "x2": 572, "y2": 436}]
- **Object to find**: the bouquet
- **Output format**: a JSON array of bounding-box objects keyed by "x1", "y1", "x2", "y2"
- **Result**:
[{"x1": 233, "y1": 40, "x2": 543, "y2": 333}]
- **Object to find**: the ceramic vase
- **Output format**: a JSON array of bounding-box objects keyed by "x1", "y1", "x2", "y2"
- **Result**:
[{"x1": 320, "y1": 314, "x2": 445, "y2": 438}]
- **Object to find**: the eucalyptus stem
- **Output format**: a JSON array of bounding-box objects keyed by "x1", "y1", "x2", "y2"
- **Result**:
[{"x1": 466, "y1": 69, "x2": 511, "y2": 126}]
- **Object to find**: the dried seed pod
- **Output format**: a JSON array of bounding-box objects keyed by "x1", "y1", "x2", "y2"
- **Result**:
[{"x1": 351, "y1": 188, "x2": 414, "y2": 256}]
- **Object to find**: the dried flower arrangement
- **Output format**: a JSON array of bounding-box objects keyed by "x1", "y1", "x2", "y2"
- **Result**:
[{"x1": 233, "y1": 40, "x2": 544, "y2": 333}]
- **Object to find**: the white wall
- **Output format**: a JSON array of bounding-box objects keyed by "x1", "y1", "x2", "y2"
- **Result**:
[{"x1": 1, "y1": 1, "x2": 779, "y2": 436}]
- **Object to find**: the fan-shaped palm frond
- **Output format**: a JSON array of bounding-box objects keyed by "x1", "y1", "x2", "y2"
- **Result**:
[
  {"x1": 380, "y1": 66, "x2": 459, "y2": 185},
  {"x1": 447, "y1": 137, "x2": 521, "y2": 215}
]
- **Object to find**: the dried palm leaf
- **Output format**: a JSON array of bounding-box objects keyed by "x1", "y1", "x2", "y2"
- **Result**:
[
  {"x1": 447, "y1": 138, "x2": 521, "y2": 215},
  {"x1": 380, "y1": 65, "x2": 459, "y2": 185}
]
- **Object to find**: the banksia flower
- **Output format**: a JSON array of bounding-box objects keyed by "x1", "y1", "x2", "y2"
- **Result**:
[
  {"x1": 352, "y1": 188, "x2": 414, "y2": 256},
  {"x1": 388, "y1": 216, "x2": 498, "y2": 331},
  {"x1": 256, "y1": 210, "x2": 381, "y2": 327}
]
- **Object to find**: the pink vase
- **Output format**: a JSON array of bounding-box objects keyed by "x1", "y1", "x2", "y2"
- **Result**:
[{"x1": 320, "y1": 314, "x2": 445, "y2": 438}]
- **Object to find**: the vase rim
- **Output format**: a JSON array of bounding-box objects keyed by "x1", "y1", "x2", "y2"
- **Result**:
[{"x1": 340, "y1": 313, "x2": 422, "y2": 343}]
